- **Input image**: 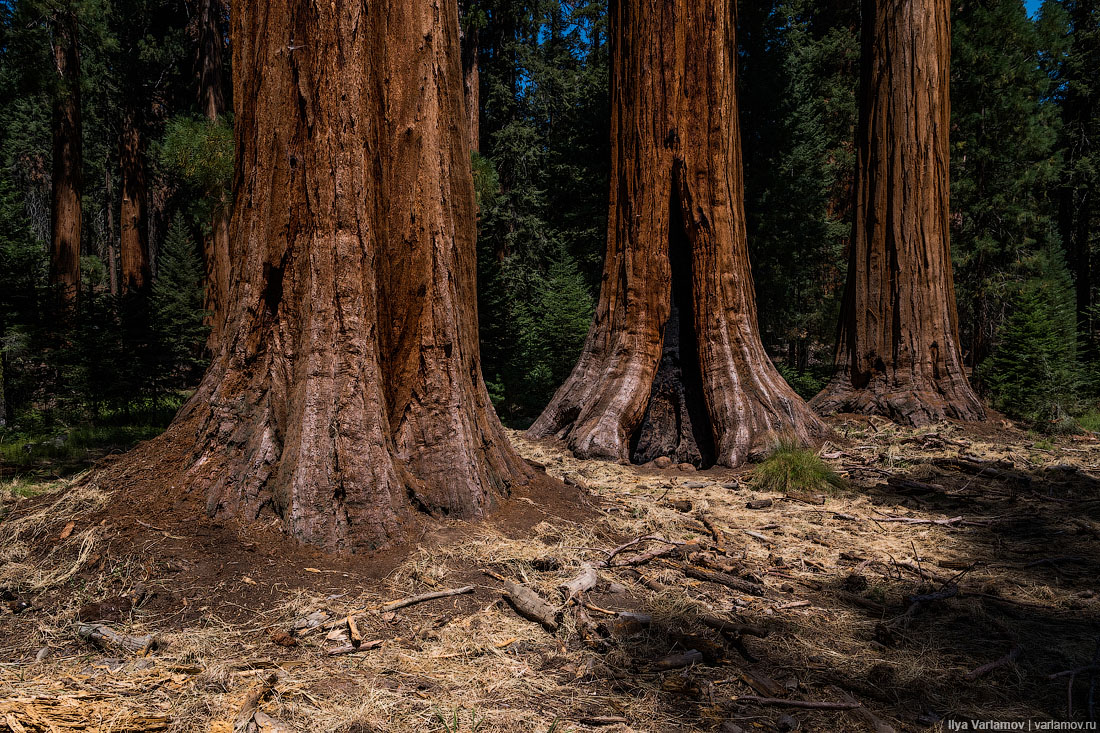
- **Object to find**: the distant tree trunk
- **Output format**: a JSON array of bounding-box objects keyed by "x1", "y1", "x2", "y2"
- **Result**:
[
  {"x1": 119, "y1": 113, "x2": 150, "y2": 294},
  {"x1": 105, "y1": 167, "x2": 119, "y2": 296},
  {"x1": 458, "y1": 0, "x2": 480, "y2": 153},
  {"x1": 0, "y1": 355, "x2": 6, "y2": 428},
  {"x1": 198, "y1": 0, "x2": 230, "y2": 345},
  {"x1": 197, "y1": 0, "x2": 225, "y2": 123},
  {"x1": 528, "y1": 0, "x2": 828, "y2": 468},
  {"x1": 49, "y1": 5, "x2": 82, "y2": 306},
  {"x1": 811, "y1": 0, "x2": 985, "y2": 425},
  {"x1": 122, "y1": 0, "x2": 534, "y2": 552}
]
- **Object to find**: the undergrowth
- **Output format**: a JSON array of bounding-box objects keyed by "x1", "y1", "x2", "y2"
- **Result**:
[{"x1": 752, "y1": 437, "x2": 845, "y2": 494}]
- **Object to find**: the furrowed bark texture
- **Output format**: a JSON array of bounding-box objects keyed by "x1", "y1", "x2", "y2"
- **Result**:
[
  {"x1": 119, "y1": 113, "x2": 150, "y2": 294},
  {"x1": 197, "y1": 0, "x2": 231, "y2": 346},
  {"x1": 49, "y1": 6, "x2": 82, "y2": 305},
  {"x1": 527, "y1": 0, "x2": 827, "y2": 467},
  {"x1": 458, "y1": 0, "x2": 479, "y2": 153},
  {"x1": 150, "y1": 0, "x2": 530, "y2": 552},
  {"x1": 811, "y1": 0, "x2": 985, "y2": 425}
]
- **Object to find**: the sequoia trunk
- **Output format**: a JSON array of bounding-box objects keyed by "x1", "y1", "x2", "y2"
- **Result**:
[
  {"x1": 131, "y1": 0, "x2": 531, "y2": 552},
  {"x1": 459, "y1": 0, "x2": 480, "y2": 153},
  {"x1": 198, "y1": 0, "x2": 230, "y2": 346},
  {"x1": 811, "y1": 0, "x2": 985, "y2": 425},
  {"x1": 119, "y1": 114, "x2": 150, "y2": 294},
  {"x1": 527, "y1": 0, "x2": 827, "y2": 467},
  {"x1": 49, "y1": 5, "x2": 82, "y2": 305}
]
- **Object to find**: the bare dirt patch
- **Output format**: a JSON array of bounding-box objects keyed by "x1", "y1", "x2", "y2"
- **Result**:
[{"x1": 0, "y1": 418, "x2": 1097, "y2": 732}]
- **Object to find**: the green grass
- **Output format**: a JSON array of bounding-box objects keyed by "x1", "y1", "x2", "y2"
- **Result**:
[
  {"x1": 752, "y1": 437, "x2": 846, "y2": 495},
  {"x1": 0, "y1": 424, "x2": 166, "y2": 481},
  {"x1": 1076, "y1": 408, "x2": 1100, "y2": 433}
]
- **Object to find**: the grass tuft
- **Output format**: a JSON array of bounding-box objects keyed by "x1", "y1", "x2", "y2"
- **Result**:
[{"x1": 751, "y1": 437, "x2": 845, "y2": 494}]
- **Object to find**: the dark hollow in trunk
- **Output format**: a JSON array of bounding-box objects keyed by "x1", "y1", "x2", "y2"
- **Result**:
[
  {"x1": 105, "y1": 0, "x2": 535, "y2": 553},
  {"x1": 631, "y1": 191, "x2": 715, "y2": 467},
  {"x1": 527, "y1": 0, "x2": 828, "y2": 468},
  {"x1": 811, "y1": 0, "x2": 985, "y2": 426}
]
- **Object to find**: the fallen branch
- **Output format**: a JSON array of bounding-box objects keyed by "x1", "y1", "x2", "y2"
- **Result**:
[
  {"x1": 560, "y1": 566, "x2": 598, "y2": 600},
  {"x1": 742, "y1": 529, "x2": 775, "y2": 545},
  {"x1": 965, "y1": 619, "x2": 1020, "y2": 681},
  {"x1": 699, "y1": 513, "x2": 726, "y2": 552},
  {"x1": 935, "y1": 457, "x2": 1031, "y2": 486},
  {"x1": 503, "y1": 579, "x2": 558, "y2": 631},
  {"x1": 1049, "y1": 637, "x2": 1100, "y2": 719},
  {"x1": 234, "y1": 672, "x2": 277, "y2": 733},
  {"x1": 75, "y1": 623, "x2": 155, "y2": 656},
  {"x1": 652, "y1": 649, "x2": 703, "y2": 670},
  {"x1": 327, "y1": 639, "x2": 384, "y2": 656},
  {"x1": 679, "y1": 564, "x2": 766, "y2": 596},
  {"x1": 966, "y1": 644, "x2": 1021, "y2": 680},
  {"x1": 378, "y1": 586, "x2": 475, "y2": 614},
  {"x1": 304, "y1": 586, "x2": 475, "y2": 635},
  {"x1": 734, "y1": 696, "x2": 861, "y2": 710},
  {"x1": 872, "y1": 514, "x2": 964, "y2": 526},
  {"x1": 577, "y1": 717, "x2": 629, "y2": 726},
  {"x1": 837, "y1": 690, "x2": 897, "y2": 733}
]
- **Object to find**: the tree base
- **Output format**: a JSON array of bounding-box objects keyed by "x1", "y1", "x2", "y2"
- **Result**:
[{"x1": 811, "y1": 371, "x2": 987, "y2": 426}]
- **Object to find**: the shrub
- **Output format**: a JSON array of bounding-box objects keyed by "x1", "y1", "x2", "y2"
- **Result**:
[
  {"x1": 980, "y1": 247, "x2": 1080, "y2": 432},
  {"x1": 752, "y1": 437, "x2": 845, "y2": 494}
]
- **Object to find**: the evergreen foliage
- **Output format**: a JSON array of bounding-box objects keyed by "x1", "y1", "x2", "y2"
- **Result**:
[
  {"x1": 981, "y1": 247, "x2": 1081, "y2": 431},
  {"x1": 0, "y1": 0, "x2": 1097, "y2": 438},
  {"x1": 150, "y1": 216, "x2": 208, "y2": 388}
]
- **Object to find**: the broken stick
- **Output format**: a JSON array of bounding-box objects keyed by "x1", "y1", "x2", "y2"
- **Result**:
[
  {"x1": 503, "y1": 579, "x2": 558, "y2": 631},
  {"x1": 75, "y1": 623, "x2": 155, "y2": 656},
  {"x1": 734, "y1": 696, "x2": 861, "y2": 710}
]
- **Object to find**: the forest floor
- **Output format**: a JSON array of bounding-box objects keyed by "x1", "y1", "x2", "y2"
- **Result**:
[{"x1": 0, "y1": 416, "x2": 1097, "y2": 732}]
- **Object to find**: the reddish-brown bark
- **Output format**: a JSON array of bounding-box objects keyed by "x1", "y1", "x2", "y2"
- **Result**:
[
  {"x1": 197, "y1": 0, "x2": 225, "y2": 123},
  {"x1": 811, "y1": 0, "x2": 985, "y2": 426},
  {"x1": 129, "y1": 0, "x2": 531, "y2": 552},
  {"x1": 119, "y1": 113, "x2": 150, "y2": 295},
  {"x1": 528, "y1": 0, "x2": 828, "y2": 467},
  {"x1": 49, "y1": 5, "x2": 82, "y2": 306},
  {"x1": 458, "y1": 0, "x2": 480, "y2": 153},
  {"x1": 197, "y1": 0, "x2": 230, "y2": 345}
]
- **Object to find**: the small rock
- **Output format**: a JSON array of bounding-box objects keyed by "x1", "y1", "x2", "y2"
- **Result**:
[
  {"x1": 721, "y1": 481, "x2": 740, "y2": 491},
  {"x1": 34, "y1": 647, "x2": 50, "y2": 663},
  {"x1": 677, "y1": 463, "x2": 696, "y2": 472},
  {"x1": 777, "y1": 713, "x2": 799, "y2": 731},
  {"x1": 654, "y1": 456, "x2": 673, "y2": 469},
  {"x1": 606, "y1": 582, "x2": 628, "y2": 595},
  {"x1": 682, "y1": 481, "x2": 707, "y2": 489},
  {"x1": 720, "y1": 724, "x2": 747, "y2": 733},
  {"x1": 671, "y1": 500, "x2": 693, "y2": 512}
]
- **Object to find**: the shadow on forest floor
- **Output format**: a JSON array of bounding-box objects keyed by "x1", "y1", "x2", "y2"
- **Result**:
[{"x1": 0, "y1": 416, "x2": 1096, "y2": 732}]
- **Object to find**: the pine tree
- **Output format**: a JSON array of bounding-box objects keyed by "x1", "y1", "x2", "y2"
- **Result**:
[
  {"x1": 951, "y1": 0, "x2": 1062, "y2": 373},
  {"x1": 981, "y1": 247, "x2": 1080, "y2": 430},
  {"x1": 151, "y1": 216, "x2": 207, "y2": 393}
]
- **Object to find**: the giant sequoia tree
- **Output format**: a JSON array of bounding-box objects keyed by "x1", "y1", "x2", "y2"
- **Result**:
[
  {"x1": 811, "y1": 0, "x2": 985, "y2": 425},
  {"x1": 49, "y1": 3, "x2": 82, "y2": 305},
  {"x1": 118, "y1": 0, "x2": 534, "y2": 551},
  {"x1": 527, "y1": 0, "x2": 827, "y2": 467}
]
